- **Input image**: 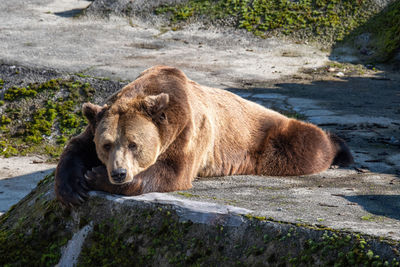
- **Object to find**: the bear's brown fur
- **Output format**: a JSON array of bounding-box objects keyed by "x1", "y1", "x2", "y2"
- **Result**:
[{"x1": 55, "y1": 65, "x2": 353, "y2": 206}]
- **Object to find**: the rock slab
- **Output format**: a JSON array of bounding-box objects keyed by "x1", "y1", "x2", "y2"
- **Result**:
[{"x1": 0, "y1": 174, "x2": 399, "y2": 266}]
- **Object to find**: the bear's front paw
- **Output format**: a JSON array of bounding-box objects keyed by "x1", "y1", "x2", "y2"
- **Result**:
[
  {"x1": 84, "y1": 165, "x2": 110, "y2": 191},
  {"x1": 55, "y1": 172, "x2": 90, "y2": 207}
]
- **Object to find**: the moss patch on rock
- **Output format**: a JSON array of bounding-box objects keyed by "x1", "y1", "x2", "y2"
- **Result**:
[
  {"x1": 0, "y1": 63, "x2": 126, "y2": 160},
  {"x1": 0, "y1": 173, "x2": 72, "y2": 266},
  {"x1": 0, "y1": 78, "x2": 95, "y2": 159},
  {"x1": 155, "y1": 0, "x2": 381, "y2": 45}
]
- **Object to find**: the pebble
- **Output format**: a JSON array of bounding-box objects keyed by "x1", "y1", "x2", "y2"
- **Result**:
[
  {"x1": 327, "y1": 67, "x2": 335, "y2": 72},
  {"x1": 389, "y1": 136, "x2": 399, "y2": 144},
  {"x1": 335, "y1": 72, "x2": 345, "y2": 77}
]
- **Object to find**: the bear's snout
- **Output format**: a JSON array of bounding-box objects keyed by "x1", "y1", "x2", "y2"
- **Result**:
[{"x1": 110, "y1": 168, "x2": 127, "y2": 183}]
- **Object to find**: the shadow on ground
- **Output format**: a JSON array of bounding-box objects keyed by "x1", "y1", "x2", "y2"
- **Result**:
[
  {"x1": 344, "y1": 194, "x2": 400, "y2": 220},
  {"x1": 0, "y1": 169, "x2": 55, "y2": 213},
  {"x1": 54, "y1": 9, "x2": 86, "y2": 18},
  {"x1": 272, "y1": 74, "x2": 399, "y2": 120}
]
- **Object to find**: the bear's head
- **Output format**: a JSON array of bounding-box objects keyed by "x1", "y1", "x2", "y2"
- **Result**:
[{"x1": 82, "y1": 93, "x2": 169, "y2": 184}]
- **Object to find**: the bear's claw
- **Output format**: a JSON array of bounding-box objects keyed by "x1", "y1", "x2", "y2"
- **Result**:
[
  {"x1": 56, "y1": 171, "x2": 91, "y2": 207},
  {"x1": 58, "y1": 188, "x2": 86, "y2": 207},
  {"x1": 84, "y1": 173, "x2": 93, "y2": 181},
  {"x1": 84, "y1": 165, "x2": 109, "y2": 191},
  {"x1": 79, "y1": 178, "x2": 90, "y2": 191}
]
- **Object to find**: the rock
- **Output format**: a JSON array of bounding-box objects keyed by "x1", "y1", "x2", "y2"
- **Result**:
[
  {"x1": 1, "y1": 173, "x2": 400, "y2": 266},
  {"x1": 335, "y1": 72, "x2": 345, "y2": 77}
]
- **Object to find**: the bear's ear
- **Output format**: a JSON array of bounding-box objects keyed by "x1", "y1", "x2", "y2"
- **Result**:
[
  {"x1": 82, "y1": 102, "x2": 107, "y2": 127},
  {"x1": 142, "y1": 93, "x2": 169, "y2": 122}
]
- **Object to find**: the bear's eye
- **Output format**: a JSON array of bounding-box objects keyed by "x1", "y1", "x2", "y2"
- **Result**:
[
  {"x1": 159, "y1": 112, "x2": 166, "y2": 121},
  {"x1": 128, "y1": 142, "x2": 137, "y2": 150},
  {"x1": 103, "y1": 143, "x2": 112, "y2": 151}
]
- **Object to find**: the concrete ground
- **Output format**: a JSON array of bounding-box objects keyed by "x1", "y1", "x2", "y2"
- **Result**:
[
  {"x1": 0, "y1": 0, "x2": 399, "y2": 243},
  {"x1": 0, "y1": 157, "x2": 55, "y2": 215},
  {"x1": 0, "y1": 0, "x2": 327, "y2": 87}
]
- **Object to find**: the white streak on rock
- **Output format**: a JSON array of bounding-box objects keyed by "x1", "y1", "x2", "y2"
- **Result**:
[
  {"x1": 57, "y1": 224, "x2": 93, "y2": 267},
  {"x1": 90, "y1": 191, "x2": 251, "y2": 226}
]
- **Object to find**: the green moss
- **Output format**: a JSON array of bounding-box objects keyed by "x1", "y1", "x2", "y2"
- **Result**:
[
  {"x1": 0, "y1": 221, "x2": 69, "y2": 266},
  {"x1": 3, "y1": 79, "x2": 61, "y2": 101},
  {"x1": 76, "y1": 205, "x2": 400, "y2": 266},
  {"x1": 361, "y1": 215, "x2": 375, "y2": 221},
  {"x1": 155, "y1": 0, "x2": 380, "y2": 44},
  {"x1": 37, "y1": 171, "x2": 55, "y2": 186},
  {"x1": 0, "y1": 176, "x2": 71, "y2": 266},
  {"x1": 177, "y1": 192, "x2": 199, "y2": 198},
  {"x1": 0, "y1": 115, "x2": 11, "y2": 126},
  {"x1": 79, "y1": 221, "x2": 145, "y2": 266},
  {"x1": 0, "y1": 140, "x2": 18, "y2": 158},
  {"x1": 0, "y1": 78, "x2": 96, "y2": 159},
  {"x1": 245, "y1": 214, "x2": 267, "y2": 221},
  {"x1": 75, "y1": 73, "x2": 90, "y2": 78},
  {"x1": 78, "y1": 209, "x2": 214, "y2": 266},
  {"x1": 352, "y1": 0, "x2": 400, "y2": 61},
  {"x1": 56, "y1": 135, "x2": 68, "y2": 145},
  {"x1": 4, "y1": 85, "x2": 38, "y2": 100},
  {"x1": 24, "y1": 107, "x2": 57, "y2": 143},
  {"x1": 289, "y1": 231, "x2": 400, "y2": 266}
]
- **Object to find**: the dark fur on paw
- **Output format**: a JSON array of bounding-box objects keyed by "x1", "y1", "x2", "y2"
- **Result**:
[
  {"x1": 55, "y1": 159, "x2": 92, "y2": 207},
  {"x1": 55, "y1": 172, "x2": 89, "y2": 207},
  {"x1": 84, "y1": 165, "x2": 110, "y2": 190}
]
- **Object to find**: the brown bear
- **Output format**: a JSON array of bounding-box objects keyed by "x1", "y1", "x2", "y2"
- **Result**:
[{"x1": 55, "y1": 65, "x2": 353, "y2": 206}]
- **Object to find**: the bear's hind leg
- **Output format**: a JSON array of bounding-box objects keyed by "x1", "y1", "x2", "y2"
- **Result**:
[{"x1": 257, "y1": 120, "x2": 339, "y2": 176}]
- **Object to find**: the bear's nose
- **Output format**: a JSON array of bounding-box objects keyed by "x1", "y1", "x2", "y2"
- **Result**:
[{"x1": 111, "y1": 168, "x2": 127, "y2": 183}]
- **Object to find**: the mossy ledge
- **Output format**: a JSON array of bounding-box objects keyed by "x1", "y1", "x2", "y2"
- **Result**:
[
  {"x1": 0, "y1": 63, "x2": 126, "y2": 160},
  {"x1": 337, "y1": 0, "x2": 400, "y2": 62},
  {"x1": 0, "y1": 78, "x2": 94, "y2": 159},
  {"x1": 153, "y1": 0, "x2": 382, "y2": 46},
  {"x1": 1, "y1": 173, "x2": 400, "y2": 266}
]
